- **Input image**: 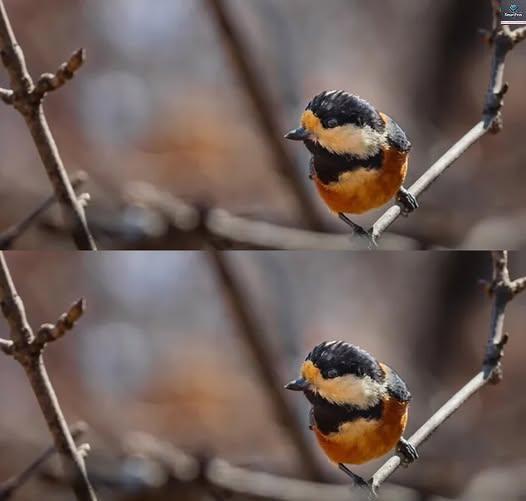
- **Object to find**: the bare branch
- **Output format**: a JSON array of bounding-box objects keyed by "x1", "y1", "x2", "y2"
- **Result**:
[
  {"x1": 205, "y1": 0, "x2": 324, "y2": 231},
  {"x1": 0, "y1": 171, "x2": 87, "y2": 250},
  {"x1": 36, "y1": 298, "x2": 86, "y2": 347},
  {"x1": 34, "y1": 49, "x2": 86, "y2": 99},
  {"x1": 0, "y1": 253, "x2": 97, "y2": 501},
  {"x1": 371, "y1": 14, "x2": 526, "y2": 242},
  {"x1": 0, "y1": 422, "x2": 87, "y2": 500},
  {"x1": 208, "y1": 250, "x2": 324, "y2": 481},
  {"x1": 0, "y1": 1, "x2": 96, "y2": 250},
  {"x1": 370, "y1": 250, "x2": 525, "y2": 494}
]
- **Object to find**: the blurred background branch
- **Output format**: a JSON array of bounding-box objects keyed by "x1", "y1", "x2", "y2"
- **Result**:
[
  {"x1": 0, "y1": 171, "x2": 87, "y2": 250},
  {"x1": 204, "y1": 0, "x2": 324, "y2": 231},
  {"x1": 0, "y1": 422, "x2": 87, "y2": 501}
]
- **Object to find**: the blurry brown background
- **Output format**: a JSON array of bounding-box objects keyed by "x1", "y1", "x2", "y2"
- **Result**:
[
  {"x1": 0, "y1": 0, "x2": 525, "y2": 249},
  {"x1": 0, "y1": 251, "x2": 525, "y2": 499}
]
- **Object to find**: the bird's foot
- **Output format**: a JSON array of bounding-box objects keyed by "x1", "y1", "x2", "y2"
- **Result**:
[
  {"x1": 396, "y1": 438, "x2": 418, "y2": 467},
  {"x1": 338, "y1": 213, "x2": 377, "y2": 248},
  {"x1": 396, "y1": 187, "x2": 418, "y2": 217},
  {"x1": 338, "y1": 463, "x2": 369, "y2": 488}
]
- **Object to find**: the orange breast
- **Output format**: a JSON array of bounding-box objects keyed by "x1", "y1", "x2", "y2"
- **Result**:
[
  {"x1": 314, "y1": 149, "x2": 408, "y2": 215},
  {"x1": 313, "y1": 397, "x2": 409, "y2": 465}
]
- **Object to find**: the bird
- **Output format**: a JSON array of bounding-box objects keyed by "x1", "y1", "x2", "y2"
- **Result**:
[
  {"x1": 285, "y1": 340, "x2": 418, "y2": 486},
  {"x1": 285, "y1": 90, "x2": 418, "y2": 242}
]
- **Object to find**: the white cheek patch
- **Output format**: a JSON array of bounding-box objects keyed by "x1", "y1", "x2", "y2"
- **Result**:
[
  {"x1": 315, "y1": 374, "x2": 386, "y2": 409},
  {"x1": 318, "y1": 124, "x2": 388, "y2": 159}
]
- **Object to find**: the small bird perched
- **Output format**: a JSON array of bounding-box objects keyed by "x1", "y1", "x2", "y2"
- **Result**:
[
  {"x1": 285, "y1": 90, "x2": 418, "y2": 241},
  {"x1": 285, "y1": 341, "x2": 418, "y2": 486}
]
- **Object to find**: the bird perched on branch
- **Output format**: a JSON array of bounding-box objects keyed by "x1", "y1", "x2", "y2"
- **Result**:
[
  {"x1": 285, "y1": 341, "x2": 418, "y2": 486},
  {"x1": 285, "y1": 91, "x2": 418, "y2": 242}
]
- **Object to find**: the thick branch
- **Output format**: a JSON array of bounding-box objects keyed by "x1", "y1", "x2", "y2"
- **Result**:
[
  {"x1": 371, "y1": 18, "x2": 526, "y2": 242},
  {"x1": 0, "y1": 253, "x2": 97, "y2": 501},
  {"x1": 370, "y1": 250, "x2": 525, "y2": 494},
  {"x1": 0, "y1": 171, "x2": 87, "y2": 250},
  {"x1": 208, "y1": 250, "x2": 324, "y2": 481},
  {"x1": 0, "y1": 1, "x2": 96, "y2": 250},
  {"x1": 205, "y1": 0, "x2": 324, "y2": 231},
  {"x1": 0, "y1": 422, "x2": 87, "y2": 500}
]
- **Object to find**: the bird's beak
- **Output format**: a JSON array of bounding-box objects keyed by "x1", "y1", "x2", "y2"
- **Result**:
[
  {"x1": 284, "y1": 127, "x2": 310, "y2": 141},
  {"x1": 284, "y1": 377, "x2": 309, "y2": 391}
]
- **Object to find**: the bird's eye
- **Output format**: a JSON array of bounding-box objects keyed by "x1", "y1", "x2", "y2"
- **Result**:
[
  {"x1": 326, "y1": 369, "x2": 339, "y2": 379},
  {"x1": 326, "y1": 119, "x2": 339, "y2": 129}
]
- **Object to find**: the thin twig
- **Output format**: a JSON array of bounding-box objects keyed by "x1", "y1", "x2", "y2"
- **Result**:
[
  {"x1": 370, "y1": 251, "x2": 525, "y2": 494},
  {"x1": 0, "y1": 253, "x2": 97, "y2": 501},
  {"x1": 207, "y1": 250, "x2": 324, "y2": 481},
  {"x1": 0, "y1": 171, "x2": 87, "y2": 250},
  {"x1": 0, "y1": 1, "x2": 96, "y2": 250},
  {"x1": 205, "y1": 0, "x2": 324, "y2": 231},
  {"x1": 0, "y1": 422, "x2": 87, "y2": 500},
  {"x1": 36, "y1": 297, "x2": 86, "y2": 348},
  {"x1": 371, "y1": 14, "x2": 526, "y2": 242}
]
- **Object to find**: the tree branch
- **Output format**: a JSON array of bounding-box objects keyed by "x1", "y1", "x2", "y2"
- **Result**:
[
  {"x1": 0, "y1": 171, "x2": 87, "y2": 250},
  {"x1": 0, "y1": 422, "x2": 87, "y2": 500},
  {"x1": 35, "y1": 297, "x2": 85, "y2": 348},
  {"x1": 0, "y1": 252, "x2": 97, "y2": 501},
  {"x1": 205, "y1": 0, "x2": 325, "y2": 231},
  {"x1": 102, "y1": 182, "x2": 419, "y2": 250},
  {"x1": 370, "y1": 251, "x2": 525, "y2": 494},
  {"x1": 207, "y1": 250, "x2": 324, "y2": 481},
  {"x1": 371, "y1": 12, "x2": 526, "y2": 242},
  {"x1": 0, "y1": 1, "x2": 96, "y2": 250},
  {"x1": 111, "y1": 432, "x2": 395, "y2": 501}
]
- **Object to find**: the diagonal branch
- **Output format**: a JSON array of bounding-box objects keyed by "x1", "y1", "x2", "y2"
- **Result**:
[
  {"x1": 207, "y1": 250, "x2": 324, "y2": 481},
  {"x1": 0, "y1": 171, "x2": 87, "y2": 250},
  {"x1": 371, "y1": 11, "x2": 526, "y2": 242},
  {"x1": 0, "y1": 252, "x2": 97, "y2": 501},
  {"x1": 0, "y1": 1, "x2": 96, "y2": 250},
  {"x1": 205, "y1": 0, "x2": 324, "y2": 231},
  {"x1": 0, "y1": 422, "x2": 87, "y2": 500},
  {"x1": 369, "y1": 251, "x2": 525, "y2": 495}
]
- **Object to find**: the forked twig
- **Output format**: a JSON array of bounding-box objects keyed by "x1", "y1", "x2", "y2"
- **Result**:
[
  {"x1": 0, "y1": 1, "x2": 96, "y2": 249},
  {"x1": 0, "y1": 253, "x2": 97, "y2": 500}
]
